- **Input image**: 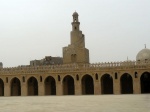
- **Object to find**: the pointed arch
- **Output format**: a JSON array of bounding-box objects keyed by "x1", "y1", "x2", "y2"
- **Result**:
[
  {"x1": 82, "y1": 74, "x2": 94, "y2": 95},
  {"x1": 11, "y1": 77, "x2": 21, "y2": 96},
  {"x1": 44, "y1": 76, "x2": 56, "y2": 95},
  {"x1": 0, "y1": 79, "x2": 4, "y2": 96},
  {"x1": 27, "y1": 77, "x2": 38, "y2": 96},
  {"x1": 120, "y1": 73, "x2": 133, "y2": 94},
  {"x1": 101, "y1": 74, "x2": 113, "y2": 94},
  {"x1": 140, "y1": 72, "x2": 150, "y2": 93},
  {"x1": 63, "y1": 75, "x2": 75, "y2": 95}
]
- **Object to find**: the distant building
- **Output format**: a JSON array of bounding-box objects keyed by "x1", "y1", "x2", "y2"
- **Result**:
[{"x1": 30, "y1": 56, "x2": 63, "y2": 66}]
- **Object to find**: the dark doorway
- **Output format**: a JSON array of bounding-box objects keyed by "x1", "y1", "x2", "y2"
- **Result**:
[
  {"x1": 120, "y1": 73, "x2": 133, "y2": 94},
  {"x1": 0, "y1": 79, "x2": 4, "y2": 96},
  {"x1": 82, "y1": 75, "x2": 94, "y2": 95},
  {"x1": 45, "y1": 76, "x2": 56, "y2": 95},
  {"x1": 11, "y1": 78, "x2": 21, "y2": 96},
  {"x1": 63, "y1": 75, "x2": 75, "y2": 95},
  {"x1": 28, "y1": 77, "x2": 38, "y2": 96},
  {"x1": 140, "y1": 72, "x2": 150, "y2": 93},
  {"x1": 101, "y1": 74, "x2": 113, "y2": 94}
]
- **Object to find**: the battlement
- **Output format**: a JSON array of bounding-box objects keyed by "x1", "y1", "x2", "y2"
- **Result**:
[{"x1": 0, "y1": 61, "x2": 149, "y2": 74}]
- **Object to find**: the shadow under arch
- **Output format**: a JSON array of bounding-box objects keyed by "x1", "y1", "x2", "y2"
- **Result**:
[
  {"x1": 27, "y1": 77, "x2": 38, "y2": 96},
  {"x1": 0, "y1": 78, "x2": 4, "y2": 96},
  {"x1": 44, "y1": 76, "x2": 56, "y2": 95},
  {"x1": 101, "y1": 74, "x2": 113, "y2": 94},
  {"x1": 140, "y1": 72, "x2": 150, "y2": 93},
  {"x1": 63, "y1": 75, "x2": 75, "y2": 95},
  {"x1": 11, "y1": 77, "x2": 21, "y2": 96},
  {"x1": 82, "y1": 74, "x2": 94, "y2": 95},
  {"x1": 120, "y1": 73, "x2": 133, "y2": 94}
]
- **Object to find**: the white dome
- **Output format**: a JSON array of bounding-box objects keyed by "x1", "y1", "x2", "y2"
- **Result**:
[{"x1": 136, "y1": 48, "x2": 150, "y2": 62}]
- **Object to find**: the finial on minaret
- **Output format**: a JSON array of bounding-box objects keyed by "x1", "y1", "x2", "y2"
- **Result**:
[{"x1": 145, "y1": 44, "x2": 146, "y2": 48}]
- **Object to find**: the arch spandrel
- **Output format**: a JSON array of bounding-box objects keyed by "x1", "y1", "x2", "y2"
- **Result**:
[
  {"x1": 26, "y1": 76, "x2": 39, "y2": 84},
  {"x1": 10, "y1": 77, "x2": 21, "y2": 83},
  {"x1": 81, "y1": 74, "x2": 94, "y2": 80},
  {"x1": 44, "y1": 75, "x2": 56, "y2": 83},
  {"x1": 6, "y1": 77, "x2": 21, "y2": 87},
  {"x1": 61, "y1": 75, "x2": 75, "y2": 83},
  {"x1": 139, "y1": 71, "x2": 150, "y2": 78},
  {"x1": 119, "y1": 72, "x2": 134, "y2": 79},
  {"x1": 100, "y1": 73, "x2": 114, "y2": 80},
  {"x1": 0, "y1": 78, "x2": 5, "y2": 84}
]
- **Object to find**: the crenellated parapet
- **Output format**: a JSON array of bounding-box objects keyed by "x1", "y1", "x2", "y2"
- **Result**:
[{"x1": 0, "y1": 61, "x2": 150, "y2": 74}]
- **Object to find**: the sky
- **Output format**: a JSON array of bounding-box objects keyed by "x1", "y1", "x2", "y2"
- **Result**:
[{"x1": 0, "y1": 0, "x2": 150, "y2": 67}]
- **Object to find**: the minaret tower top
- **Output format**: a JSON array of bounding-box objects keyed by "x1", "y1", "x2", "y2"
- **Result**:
[
  {"x1": 72, "y1": 11, "x2": 79, "y2": 22},
  {"x1": 72, "y1": 11, "x2": 80, "y2": 31}
]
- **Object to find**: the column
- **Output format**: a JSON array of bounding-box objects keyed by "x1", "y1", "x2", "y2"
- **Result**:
[
  {"x1": 94, "y1": 80, "x2": 101, "y2": 95},
  {"x1": 113, "y1": 79, "x2": 120, "y2": 94},
  {"x1": 133, "y1": 78, "x2": 141, "y2": 94},
  {"x1": 21, "y1": 83, "x2": 27, "y2": 96},
  {"x1": 38, "y1": 82, "x2": 44, "y2": 96},
  {"x1": 4, "y1": 83, "x2": 10, "y2": 96},
  {"x1": 75, "y1": 81, "x2": 82, "y2": 95},
  {"x1": 56, "y1": 82, "x2": 63, "y2": 95}
]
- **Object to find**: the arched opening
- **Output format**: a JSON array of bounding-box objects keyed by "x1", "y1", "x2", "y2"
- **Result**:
[
  {"x1": 63, "y1": 75, "x2": 75, "y2": 95},
  {"x1": 0, "y1": 79, "x2": 4, "y2": 96},
  {"x1": 11, "y1": 77, "x2": 21, "y2": 96},
  {"x1": 140, "y1": 72, "x2": 150, "y2": 93},
  {"x1": 101, "y1": 74, "x2": 113, "y2": 94},
  {"x1": 82, "y1": 75, "x2": 94, "y2": 95},
  {"x1": 27, "y1": 77, "x2": 38, "y2": 96},
  {"x1": 45, "y1": 76, "x2": 56, "y2": 95},
  {"x1": 120, "y1": 73, "x2": 133, "y2": 94}
]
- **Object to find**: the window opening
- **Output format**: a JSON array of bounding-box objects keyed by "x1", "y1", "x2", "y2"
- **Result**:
[
  {"x1": 76, "y1": 74, "x2": 79, "y2": 81},
  {"x1": 115, "y1": 73, "x2": 118, "y2": 79},
  {"x1": 135, "y1": 72, "x2": 138, "y2": 78},
  {"x1": 23, "y1": 76, "x2": 25, "y2": 82},
  {"x1": 40, "y1": 76, "x2": 42, "y2": 82},
  {"x1": 95, "y1": 73, "x2": 98, "y2": 80},
  {"x1": 6, "y1": 77, "x2": 8, "y2": 83},
  {"x1": 58, "y1": 75, "x2": 61, "y2": 81}
]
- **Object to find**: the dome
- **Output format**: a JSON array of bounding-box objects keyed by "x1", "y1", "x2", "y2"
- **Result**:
[
  {"x1": 72, "y1": 11, "x2": 78, "y2": 16},
  {"x1": 136, "y1": 48, "x2": 150, "y2": 62}
]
